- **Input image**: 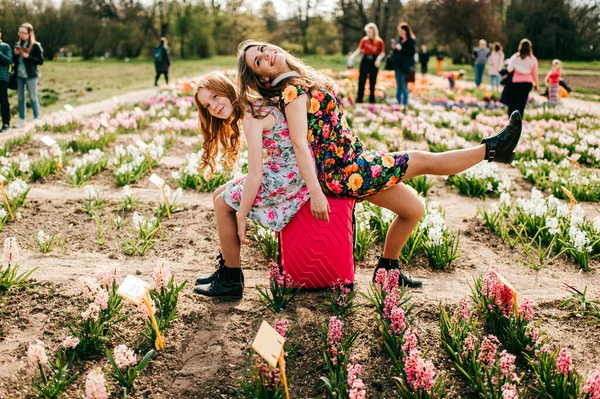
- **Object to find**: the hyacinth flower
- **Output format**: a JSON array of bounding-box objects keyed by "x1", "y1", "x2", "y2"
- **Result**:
[
  {"x1": 106, "y1": 344, "x2": 154, "y2": 393},
  {"x1": 362, "y1": 268, "x2": 413, "y2": 318},
  {"x1": 393, "y1": 348, "x2": 447, "y2": 399},
  {"x1": 69, "y1": 265, "x2": 127, "y2": 359},
  {"x1": 27, "y1": 340, "x2": 79, "y2": 399},
  {"x1": 320, "y1": 316, "x2": 360, "y2": 397},
  {"x1": 584, "y1": 365, "x2": 600, "y2": 399},
  {"x1": 142, "y1": 261, "x2": 187, "y2": 349},
  {"x1": 527, "y1": 347, "x2": 582, "y2": 399},
  {"x1": 470, "y1": 267, "x2": 548, "y2": 364},
  {"x1": 85, "y1": 368, "x2": 109, "y2": 399},
  {"x1": 0, "y1": 237, "x2": 36, "y2": 292},
  {"x1": 256, "y1": 261, "x2": 301, "y2": 313},
  {"x1": 327, "y1": 279, "x2": 360, "y2": 319},
  {"x1": 236, "y1": 356, "x2": 285, "y2": 398}
]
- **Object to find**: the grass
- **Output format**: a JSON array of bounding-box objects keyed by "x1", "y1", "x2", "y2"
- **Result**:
[{"x1": 5, "y1": 54, "x2": 600, "y2": 118}]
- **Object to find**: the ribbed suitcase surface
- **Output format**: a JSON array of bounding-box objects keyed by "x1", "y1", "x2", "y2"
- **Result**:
[{"x1": 279, "y1": 196, "x2": 355, "y2": 289}]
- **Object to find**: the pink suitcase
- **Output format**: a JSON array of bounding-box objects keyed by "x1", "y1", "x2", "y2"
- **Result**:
[{"x1": 279, "y1": 196, "x2": 356, "y2": 289}]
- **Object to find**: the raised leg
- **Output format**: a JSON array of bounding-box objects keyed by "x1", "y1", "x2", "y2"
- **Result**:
[
  {"x1": 213, "y1": 186, "x2": 241, "y2": 268},
  {"x1": 401, "y1": 146, "x2": 486, "y2": 181}
]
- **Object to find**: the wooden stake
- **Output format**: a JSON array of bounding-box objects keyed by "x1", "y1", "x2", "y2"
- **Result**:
[
  {"x1": 144, "y1": 150, "x2": 153, "y2": 173},
  {"x1": 560, "y1": 186, "x2": 577, "y2": 211},
  {"x1": 278, "y1": 349, "x2": 290, "y2": 399},
  {"x1": 143, "y1": 292, "x2": 165, "y2": 351},
  {"x1": 0, "y1": 182, "x2": 14, "y2": 221},
  {"x1": 161, "y1": 186, "x2": 172, "y2": 220}
]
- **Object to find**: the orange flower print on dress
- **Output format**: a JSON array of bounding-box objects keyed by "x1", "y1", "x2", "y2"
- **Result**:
[
  {"x1": 309, "y1": 98, "x2": 320, "y2": 113},
  {"x1": 325, "y1": 100, "x2": 336, "y2": 114},
  {"x1": 282, "y1": 85, "x2": 298, "y2": 104},
  {"x1": 347, "y1": 173, "x2": 364, "y2": 191},
  {"x1": 336, "y1": 146, "x2": 344, "y2": 158},
  {"x1": 382, "y1": 155, "x2": 395, "y2": 168}
]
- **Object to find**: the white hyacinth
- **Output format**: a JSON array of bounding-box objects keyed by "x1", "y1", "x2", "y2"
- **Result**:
[{"x1": 6, "y1": 179, "x2": 28, "y2": 200}]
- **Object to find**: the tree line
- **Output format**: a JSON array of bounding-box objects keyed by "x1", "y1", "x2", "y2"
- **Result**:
[{"x1": 0, "y1": 0, "x2": 598, "y2": 62}]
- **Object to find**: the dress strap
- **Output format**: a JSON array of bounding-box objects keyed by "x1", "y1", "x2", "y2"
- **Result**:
[{"x1": 272, "y1": 71, "x2": 301, "y2": 86}]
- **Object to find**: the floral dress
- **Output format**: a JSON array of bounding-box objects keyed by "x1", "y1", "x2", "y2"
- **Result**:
[
  {"x1": 221, "y1": 105, "x2": 309, "y2": 232},
  {"x1": 278, "y1": 84, "x2": 409, "y2": 199}
]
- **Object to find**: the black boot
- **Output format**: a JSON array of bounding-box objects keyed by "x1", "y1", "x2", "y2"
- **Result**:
[
  {"x1": 372, "y1": 257, "x2": 423, "y2": 288},
  {"x1": 194, "y1": 266, "x2": 244, "y2": 300},
  {"x1": 195, "y1": 253, "x2": 245, "y2": 287},
  {"x1": 481, "y1": 111, "x2": 522, "y2": 163}
]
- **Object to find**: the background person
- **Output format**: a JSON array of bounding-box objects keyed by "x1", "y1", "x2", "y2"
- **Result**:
[
  {"x1": 13, "y1": 22, "x2": 43, "y2": 128},
  {"x1": 0, "y1": 28, "x2": 12, "y2": 132},
  {"x1": 154, "y1": 37, "x2": 172, "y2": 86},
  {"x1": 347, "y1": 23, "x2": 385, "y2": 103}
]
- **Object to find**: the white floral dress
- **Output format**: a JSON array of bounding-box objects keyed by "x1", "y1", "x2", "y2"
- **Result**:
[{"x1": 221, "y1": 105, "x2": 309, "y2": 232}]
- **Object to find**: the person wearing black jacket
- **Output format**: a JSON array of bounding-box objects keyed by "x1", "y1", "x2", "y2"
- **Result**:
[
  {"x1": 13, "y1": 23, "x2": 43, "y2": 128},
  {"x1": 154, "y1": 37, "x2": 172, "y2": 86},
  {"x1": 0, "y1": 28, "x2": 12, "y2": 132},
  {"x1": 390, "y1": 22, "x2": 416, "y2": 107}
]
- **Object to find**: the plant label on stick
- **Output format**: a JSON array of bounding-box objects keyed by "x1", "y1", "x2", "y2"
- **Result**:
[
  {"x1": 149, "y1": 173, "x2": 165, "y2": 188},
  {"x1": 560, "y1": 186, "x2": 577, "y2": 210},
  {"x1": 252, "y1": 321, "x2": 285, "y2": 368},
  {"x1": 64, "y1": 104, "x2": 74, "y2": 112},
  {"x1": 566, "y1": 157, "x2": 580, "y2": 168},
  {"x1": 135, "y1": 140, "x2": 153, "y2": 173},
  {"x1": 117, "y1": 276, "x2": 165, "y2": 351},
  {"x1": 0, "y1": 174, "x2": 14, "y2": 221},
  {"x1": 252, "y1": 321, "x2": 289, "y2": 399},
  {"x1": 149, "y1": 174, "x2": 171, "y2": 219},
  {"x1": 117, "y1": 275, "x2": 150, "y2": 305},
  {"x1": 40, "y1": 136, "x2": 62, "y2": 172}
]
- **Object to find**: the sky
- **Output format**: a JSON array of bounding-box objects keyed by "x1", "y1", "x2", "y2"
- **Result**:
[{"x1": 49, "y1": 0, "x2": 338, "y2": 19}]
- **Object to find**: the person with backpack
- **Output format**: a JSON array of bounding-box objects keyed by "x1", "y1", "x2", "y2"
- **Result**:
[
  {"x1": 0, "y1": 28, "x2": 12, "y2": 132},
  {"x1": 154, "y1": 37, "x2": 171, "y2": 86}
]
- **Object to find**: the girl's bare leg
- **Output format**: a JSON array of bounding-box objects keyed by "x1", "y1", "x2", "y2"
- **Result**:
[
  {"x1": 213, "y1": 186, "x2": 241, "y2": 268},
  {"x1": 401, "y1": 145, "x2": 486, "y2": 181}
]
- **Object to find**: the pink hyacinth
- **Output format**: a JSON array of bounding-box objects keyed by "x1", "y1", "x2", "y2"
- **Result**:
[
  {"x1": 136, "y1": 297, "x2": 156, "y2": 319},
  {"x1": 80, "y1": 277, "x2": 100, "y2": 300},
  {"x1": 375, "y1": 268, "x2": 387, "y2": 284},
  {"x1": 27, "y1": 341, "x2": 48, "y2": 367},
  {"x1": 501, "y1": 383, "x2": 519, "y2": 399},
  {"x1": 274, "y1": 319, "x2": 289, "y2": 338},
  {"x1": 95, "y1": 264, "x2": 120, "y2": 288},
  {"x1": 556, "y1": 348, "x2": 574, "y2": 375},
  {"x1": 269, "y1": 261, "x2": 285, "y2": 286},
  {"x1": 405, "y1": 350, "x2": 436, "y2": 392},
  {"x1": 327, "y1": 317, "x2": 344, "y2": 359},
  {"x1": 519, "y1": 298, "x2": 534, "y2": 321},
  {"x1": 82, "y1": 303, "x2": 101, "y2": 321},
  {"x1": 153, "y1": 261, "x2": 172, "y2": 289},
  {"x1": 402, "y1": 329, "x2": 418, "y2": 354},
  {"x1": 85, "y1": 368, "x2": 108, "y2": 399},
  {"x1": 478, "y1": 335, "x2": 500, "y2": 365},
  {"x1": 462, "y1": 333, "x2": 477, "y2": 355},
  {"x1": 389, "y1": 307, "x2": 406, "y2": 335},
  {"x1": 383, "y1": 290, "x2": 400, "y2": 319},
  {"x1": 453, "y1": 296, "x2": 474, "y2": 322},
  {"x1": 94, "y1": 289, "x2": 109, "y2": 310},
  {"x1": 113, "y1": 344, "x2": 137, "y2": 369},
  {"x1": 3, "y1": 237, "x2": 19, "y2": 264},
  {"x1": 584, "y1": 365, "x2": 600, "y2": 399},
  {"x1": 62, "y1": 336, "x2": 80, "y2": 349},
  {"x1": 499, "y1": 350, "x2": 516, "y2": 377},
  {"x1": 385, "y1": 269, "x2": 400, "y2": 293},
  {"x1": 482, "y1": 266, "x2": 515, "y2": 316}
]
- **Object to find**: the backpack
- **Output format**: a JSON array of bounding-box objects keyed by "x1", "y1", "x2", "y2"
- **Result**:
[{"x1": 154, "y1": 47, "x2": 163, "y2": 63}]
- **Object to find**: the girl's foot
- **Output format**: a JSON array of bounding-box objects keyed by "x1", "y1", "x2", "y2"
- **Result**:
[
  {"x1": 194, "y1": 266, "x2": 244, "y2": 300},
  {"x1": 481, "y1": 111, "x2": 522, "y2": 163},
  {"x1": 372, "y1": 257, "x2": 423, "y2": 288}
]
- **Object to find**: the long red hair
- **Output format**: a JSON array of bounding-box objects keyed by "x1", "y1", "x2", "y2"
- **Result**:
[{"x1": 193, "y1": 73, "x2": 243, "y2": 176}]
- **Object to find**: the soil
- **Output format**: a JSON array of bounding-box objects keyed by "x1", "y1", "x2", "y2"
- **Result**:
[{"x1": 0, "y1": 89, "x2": 598, "y2": 399}]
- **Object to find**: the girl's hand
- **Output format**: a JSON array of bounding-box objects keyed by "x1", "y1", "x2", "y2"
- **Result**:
[
  {"x1": 236, "y1": 213, "x2": 252, "y2": 244},
  {"x1": 22, "y1": 51, "x2": 29, "y2": 59},
  {"x1": 374, "y1": 59, "x2": 381, "y2": 68},
  {"x1": 310, "y1": 190, "x2": 330, "y2": 222},
  {"x1": 14, "y1": 47, "x2": 21, "y2": 55},
  {"x1": 395, "y1": 43, "x2": 402, "y2": 51}
]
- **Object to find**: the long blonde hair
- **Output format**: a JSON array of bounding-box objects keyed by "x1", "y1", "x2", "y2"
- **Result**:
[
  {"x1": 237, "y1": 40, "x2": 335, "y2": 115},
  {"x1": 193, "y1": 73, "x2": 243, "y2": 176},
  {"x1": 18, "y1": 23, "x2": 36, "y2": 47},
  {"x1": 364, "y1": 23, "x2": 380, "y2": 41}
]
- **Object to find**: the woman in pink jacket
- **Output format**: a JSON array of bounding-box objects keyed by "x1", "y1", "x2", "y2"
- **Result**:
[{"x1": 505, "y1": 38, "x2": 538, "y2": 117}]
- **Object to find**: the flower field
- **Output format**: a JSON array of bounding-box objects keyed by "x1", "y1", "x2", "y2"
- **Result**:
[{"x1": 0, "y1": 70, "x2": 598, "y2": 398}]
